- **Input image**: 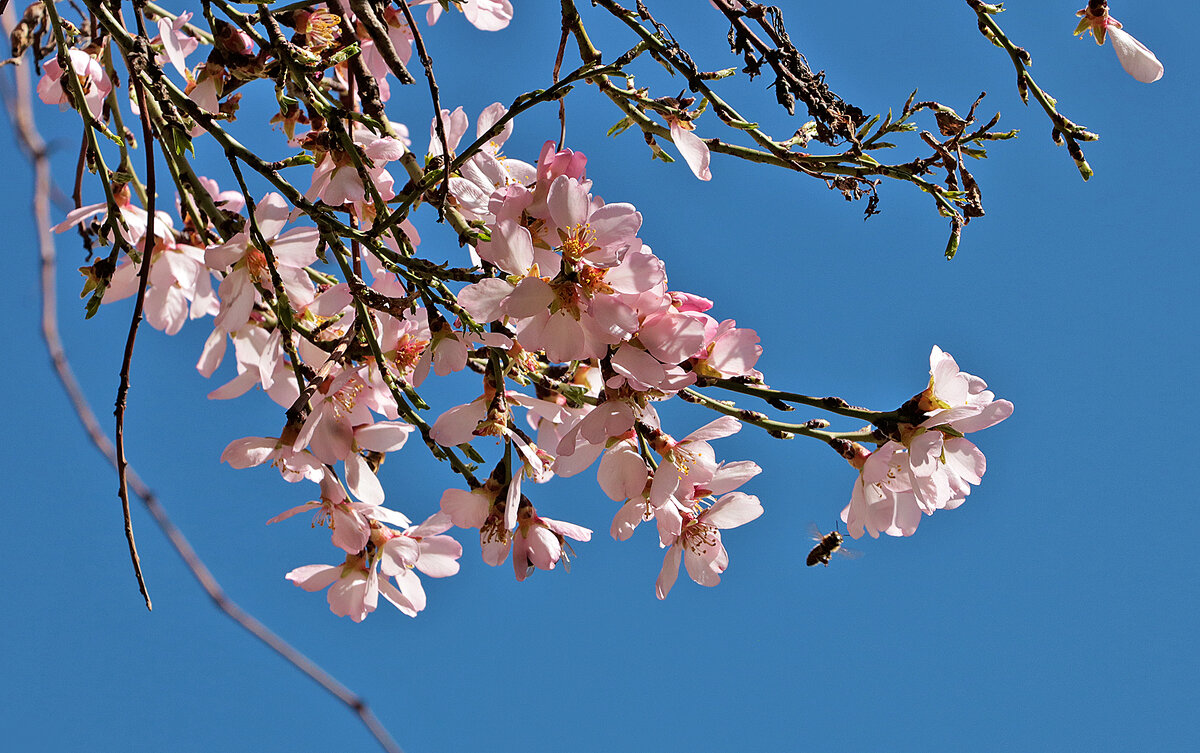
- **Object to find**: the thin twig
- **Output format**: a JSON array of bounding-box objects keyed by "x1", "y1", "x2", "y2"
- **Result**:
[
  {"x1": 964, "y1": 0, "x2": 1097, "y2": 180},
  {"x1": 394, "y1": 0, "x2": 451, "y2": 214},
  {"x1": 553, "y1": 23, "x2": 570, "y2": 149},
  {"x1": 113, "y1": 10, "x2": 160, "y2": 611}
]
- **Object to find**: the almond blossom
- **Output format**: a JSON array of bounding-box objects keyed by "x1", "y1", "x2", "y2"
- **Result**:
[
  {"x1": 199, "y1": 326, "x2": 298, "y2": 407},
  {"x1": 55, "y1": 182, "x2": 175, "y2": 247},
  {"x1": 656, "y1": 491, "x2": 763, "y2": 599},
  {"x1": 286, "y1": 556, "x2": 383, "y2": 622},
  {"x1": 268, "y1": 475, "x2": 411, "y2": 554},
  {"x1": 444, "y1": 104, "x2": 537, "y2": 226},
  {"x1": 302, "y1": 125, "x2": 409, "y2": 210},
  {"x1": 379, "y1": 512, "x2": 464, "y2": 580},
  {"x1": 220, "y1": 433, "x2": 326, "y2": 484},
  {"x1": 287, "y1": 550, "x2": 422, "y2": 621},
  {"x1": 104, "y1": 239, "x2": 217, "y2": 335},
  {"x1": 352, "y1": 5, "x2": 415, "y2": 101},
  {"x1": 842, "y1": 347, "x2": 1012, "y2": 537},
  {"x1": 37, "y1": 48, "x2": 112, "y2": 119},
  {"x1": 205, "y1": 192, "x2": 319, "y2": 333},
  {"x1": 511, "y1": 502, "x2": 592, "y2": 581},
  {"x1": 841, "y1": 441, "x2": 924, "y2": 539},
  {"x1": 913, "y1": 345, "x2": 1013, "y2": 438}
]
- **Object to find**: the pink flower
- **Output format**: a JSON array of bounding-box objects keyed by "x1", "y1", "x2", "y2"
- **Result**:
[
  {"x1": 355, "y1": 7, "x2": 414, "y2": 101},
  {"x1": 37, "y1": 49, "x2": 112, "y2": 119},
  {"x1": 917, "y1": 345, "x2": 1013, "y2": 435},
  {"x1": 413, "y1": 0, "x2": 513, "y2": 31},
  {"x1": 183, "y1": 62, "x2": 224, "y2": 135},
  {"x1": 291, "y1": 369, "x2": 375, "y2": 463},
  {"x1": 690, "y1": 319, "x2": 763, "y2": 380},
  {"x1": 840, "y1": 442, "x2": 926, "y2": 539},
  {"x1": 286, "y1": 557, "x2": 381, "y2": 622},
  {"x1": 343, "y1": 420, "x2": 416, "y2": 505},
  {"x1": 427, "y1": 106, "x2": 470, "y2": 158},
  {"x1": 221, "y1": 433, "x2": 325, "y2": 484},
  {"x1": 510, "y1": 502, "x2": 592, "y2": 581},
  {"x1": 439, "y1": 478, "x2": 524, "y2": 567},
  {"x1": 268, "y1": 476, "x2": 410, "y2": 554},
  {"x1": 303, "y1": 126, "x2": 408, "y2": 209},
  {"x1": 104, "y1": 239, "x2": 215, "y2": 335},
  {"x1": 461, "y1": 0, "x2": 514, "y2": 31},
  {"x1": 1106, "y1": 26, "x2": 1164, "y2": 83},
  {"x1": 287, "y1": 553, "x2": 420, "y2": 621},
  {"x1": 205, "y1": 192, "x2": 319, "y2": 333},
  {"x1": 357, "y1": 307, "x2": 430, "y2": 387},
  {"x1": 842, "y1": 347, "x2": 1013, "y2": 538},
  {"x1": 379, "y1": 512, "x2": 464, "y2": 579},
  {"x1": 446, "y1": 104, "x2": 537, "y2": 227},
  {"x1": 649, "y1": 417, "x2": 744, "y2": 494},
  {"x1": 198, "y1": 326, "x2": 299, "y2": 408},
  {"x1": 54, "y1": 183, "x2": 174, "y2": 247},
  {"x1": 656, "y1": 491, "x2": 763, "y2": 599},
  {"x1": 544, "y1": 175, "x2": 642, "y2": 269}
]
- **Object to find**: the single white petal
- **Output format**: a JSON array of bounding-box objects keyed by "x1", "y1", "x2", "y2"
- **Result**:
[{"x1": 1108, "y1": 27, "x2": 1163, "y2": 84}]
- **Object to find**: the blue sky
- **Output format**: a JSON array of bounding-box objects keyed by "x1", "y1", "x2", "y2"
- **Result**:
[{"x1": 3, "y1": 2, "x2": 1196, "y2": 751}]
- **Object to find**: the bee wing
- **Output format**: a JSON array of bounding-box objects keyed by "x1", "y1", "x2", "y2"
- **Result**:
[
  {"x1": 807, "y1": 522, "x2": 824, "y2": 543},
  {"x1": 836, "y1": 546, "x2": 863, "y2": 560},
  {"x1": 561, "y1": 540, "x2": 577, "y2": 574}
]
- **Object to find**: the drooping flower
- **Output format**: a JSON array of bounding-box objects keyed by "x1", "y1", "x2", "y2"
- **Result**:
[
  {"x1": 1075, "y1": 6, "x2": 1163, "y2": 83},
  {"x1": 285, "y1": 555, "x2": 383, "y2": 622},
  {"x1": 220, "y1": 432, "x2": 325, "y2": 484},
  {"x1": 510, "y1": 502, "x2": 592, "y2": 582},
  {"x1": 286, "y1": 552, "x2": 420, "y2": 621},
  {"x1": 667, "y1": 115, "x2": 713, "y2": 181},
  {"x1": 841, "y1": 441, "x2": 930, "y2": 539},
  {"x1": 268, "y1": 475, "x2": 410, "y2": 554}
]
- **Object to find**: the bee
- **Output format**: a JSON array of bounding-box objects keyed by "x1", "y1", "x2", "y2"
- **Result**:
[{"x1": 806, "y1": 524, "x2": 860, "y2": 567}]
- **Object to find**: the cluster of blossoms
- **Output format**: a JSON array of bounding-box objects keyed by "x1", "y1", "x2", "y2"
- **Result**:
[
  {"x1": 33, "y1": 0, "x2": 1032, "y2": 622},
  {"x1": 425, "y1": 102, "x2": 767, "y2": 599},
  {"x1": 840, "y1": 347, "x2": 1013, "y2": 539}
]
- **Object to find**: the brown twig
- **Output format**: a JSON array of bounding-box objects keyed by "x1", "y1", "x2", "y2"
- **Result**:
[
  {"x1": 2, "y1": 14, "x2": 403, "y2": 751},
  {"x1": 394, "y1": 0, "x2": 450, "y2": 214},
  {"x1": 553, "y1": 23, "x2": 570, "y2": 149},
  {"x1": 710, "y1": 0, "x2": 865, "y2": 147},
  {"x1": 224, "y1": 153, "x2": 312, "y2": 394},
  {"x1": 113, "y1": 11, "x2": 158, "y2": 611},
  {"x1": 347, "y1": 0, "x2": 416, "y2": 85}
]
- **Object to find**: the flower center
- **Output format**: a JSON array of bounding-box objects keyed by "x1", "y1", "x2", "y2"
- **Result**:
[
  {"x1": 245, "y1": 247, "x2": 269, "y2": 282},
  {"x1": 559, "y1": 223, "x2": 596, "y2": 264},
  {"x1": 392, "y1": 334, "x2": 429, "y2": 373}
]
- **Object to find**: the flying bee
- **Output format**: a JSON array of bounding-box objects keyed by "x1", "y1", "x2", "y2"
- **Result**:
[{"x1": 806, "y1": 524, "x2": 860, "y2": 567}]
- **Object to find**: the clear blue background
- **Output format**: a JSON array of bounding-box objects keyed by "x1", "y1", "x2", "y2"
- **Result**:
[{"x1": 3, "y1": 1, "x2": 1195, "y2": 751}]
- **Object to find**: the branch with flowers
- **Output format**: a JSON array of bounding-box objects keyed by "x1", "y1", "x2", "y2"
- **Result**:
[{"x1": 5, "y1": 0, "x2": 1163, "y2": 628}]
